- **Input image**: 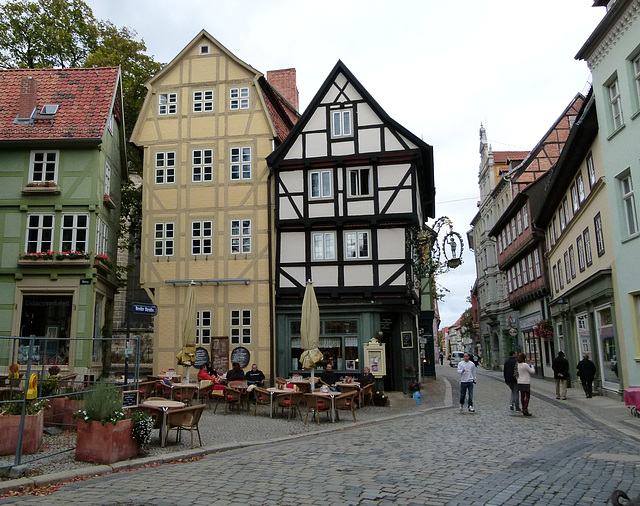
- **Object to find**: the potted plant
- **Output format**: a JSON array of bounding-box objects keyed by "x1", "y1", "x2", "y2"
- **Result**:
[
  {"x1": 94, "y1": 253, "x2": 113, "y2": 270},
  {"x1": 131, "y1": 410, "x2": 153, "y2": 450},
  {"x1": 0, "y1": 396, "x2": 49, "y2": 456},
  {"x1": 75, "y1": 382, "x2": 139, "y2": 463},
  {"x1": 372, "y1": 391, "x2": 388, "y2": 406}
]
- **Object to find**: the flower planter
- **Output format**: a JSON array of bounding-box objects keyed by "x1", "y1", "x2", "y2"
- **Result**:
[
  {"x1": 22, "y1": 185, "x2": 60, "y2": 194},
  {"x1": 44, "y1": 397, "x2": 81, "y2": 428},
  {"x1": 94, "y1": 259, "x2": 112, "y2": 273},
  {"x1": 76, "y1": 418, "x2": 138, "y2": 464},
  {"x1": 0, "y1": 409, "x2": 44, "y2": 456},
  {"x1": 103, "y1": 194, "x2": 116, "y2": 209}
]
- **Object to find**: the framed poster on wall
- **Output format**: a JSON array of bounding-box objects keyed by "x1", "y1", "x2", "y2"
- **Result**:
[{"x1": 401, "y1": 331, "x2": 413, "y2": 349}]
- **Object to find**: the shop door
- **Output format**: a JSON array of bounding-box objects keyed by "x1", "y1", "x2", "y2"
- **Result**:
[{"x1": 20, "y1": 295, "x2": 72, "y2": 365}]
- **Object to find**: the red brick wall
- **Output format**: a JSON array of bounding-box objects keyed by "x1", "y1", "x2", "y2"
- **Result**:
[{"x1": 267, "y1": 68, "x2": 299, "y2": 110}]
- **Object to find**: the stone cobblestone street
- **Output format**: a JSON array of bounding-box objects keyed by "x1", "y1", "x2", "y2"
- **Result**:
[{"x1": 2, "y1": 365, "x2": 639, "y2": 505}]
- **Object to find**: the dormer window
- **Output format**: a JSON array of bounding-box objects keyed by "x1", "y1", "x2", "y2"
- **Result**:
[
  {"x1": 39, "y1": 104, "x2": 59, "y2": 116},
  {"x1": 332, "y1": 109, "x2": 352, "y2": 137}
]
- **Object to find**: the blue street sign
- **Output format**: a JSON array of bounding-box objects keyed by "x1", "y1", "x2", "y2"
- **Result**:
[{"x1": 130, "y1": 303, "x2": 158, "y2": 316}]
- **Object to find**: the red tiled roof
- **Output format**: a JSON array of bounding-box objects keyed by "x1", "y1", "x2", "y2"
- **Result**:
[
  {"x1": 0, "y1": 67, "x2": 119, "y2": 142},
  {"x1": 493, "y1": 151, "x2": 529, "y2": 164}
]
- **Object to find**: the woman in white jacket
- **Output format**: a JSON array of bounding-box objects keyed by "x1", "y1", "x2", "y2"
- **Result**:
[{"x1": 516, "y1": 353, "x2": 536, "y2": 416}]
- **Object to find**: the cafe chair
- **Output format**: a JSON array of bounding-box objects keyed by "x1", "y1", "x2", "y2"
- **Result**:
[
  {"x1": 335, "y1": 391, "x2": 357, "y2": 422},
  {"x1": 57, "y1": 373, "x2": 78, "y2": 392},
  {"x1": 294, "y1": 381, "x2": 311, "y2": 394},
  {"x1": 253, "y1": 386, "x2": 272, "y2": 416},
  {"x1": 137, "y1": 380, "x2": 157, "y2": 400},
  {"x1": 210, "y1": 387, "x2": 225, "y2": 413},
  {"x1": 160, "y1": 381, "x2": 173, "y2": 399},
  {"x1": 227, "y1": 380, "x2": 246, "y2": 389},
  {"x1": 276, "y1": 377, "x2": 287, "y2": 388},
  {"x1": 338, "y1": 384, "x2": 360, "y2": 406},
  {"x1": 173, "y1": 385, "x2": 197, "y2": 406},
  {"x1": 134, "y1": 405, "x2": 163, "y2": 433},
  {"x1": 277, "y1": 391, "x2": 304, "y2": 421},
  {"x1": 303, "y1": 393, "x2": 331, "y2": 425},
  {"x1": 165, "y1": 404, "x2": 205, "y2": 448},
  {"x1": 360, "y1": 383, "x2": 374, "y2": 406},
  {"x1": 198, "y1": 381, "x2": 215, "y2": 408},
  {"x1": 224, "y1": 386, "x2": 243, "y2": 414}
]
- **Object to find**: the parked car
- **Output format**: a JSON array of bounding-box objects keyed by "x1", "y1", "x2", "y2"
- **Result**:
[{"x1": 450, "y1": 351, "x2": 465, "y2": 367}]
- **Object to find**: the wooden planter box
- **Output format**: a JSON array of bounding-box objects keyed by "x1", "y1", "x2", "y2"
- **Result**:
[
  {"x1": 76, "y1": 418, "x2": 139, "y2": 464},
  {"x1": 44, "y1": 397, "x2": 81, "y2": 428},
  {"x1": 0, "y1": 409, "x2": 44, "y2": 456}
]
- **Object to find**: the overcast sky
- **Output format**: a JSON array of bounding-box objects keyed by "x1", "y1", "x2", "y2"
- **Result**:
[{"x1": 85, "y1": 0, "x2": 605, "y2": 328}]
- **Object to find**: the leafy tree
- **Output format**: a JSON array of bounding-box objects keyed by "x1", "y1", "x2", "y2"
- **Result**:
[{"x1": 459, "y1": 307, "x2": 475, "y2": 342}]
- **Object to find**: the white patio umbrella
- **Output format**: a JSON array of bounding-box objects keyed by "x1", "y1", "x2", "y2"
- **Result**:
[
  {"x1": 176, "y1": 281, "x2": 197, "y2": 382},
  {"x1": 300, "y1": 281, "x2": 322, "y2": 391}
]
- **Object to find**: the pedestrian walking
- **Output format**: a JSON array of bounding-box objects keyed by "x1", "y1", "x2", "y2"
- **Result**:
[
  {"x1": 472, "y1": 353, "x2": 480, "y2": 368},
  {"x1": 503, "y1": 350, "x2": 520, "y2": 412},
  {"x1": 516, "y1": 353, "x2": 535, "y2": 416},
  {"x1": 552, "y1": 351, "x2": 570, "y2": 400},
  {"x1": 457, "y1": 352, "x2": 477, "y2": 412},
  {"x1": 439, "y1": 351, "x2": 444, "y2": 365},
  {"x1": 576, "y1": 353, "x2": 597, "y2": 398}
]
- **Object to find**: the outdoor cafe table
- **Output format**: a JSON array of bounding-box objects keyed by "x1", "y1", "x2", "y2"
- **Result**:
[
  {"x1": 310, "y1": 390, "x2": 342, "y2": 422},
  {"x1": 140, "y1": 399, "x2": 184, "y2": 447},
  {"x1": 335, "y1": 381, "x2": 361, "y2": 388}
]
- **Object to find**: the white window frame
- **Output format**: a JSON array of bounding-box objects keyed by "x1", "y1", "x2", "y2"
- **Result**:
[
  {"x1": 29, "y1": 150, "x2": 58, "y2": 184},
  {"x1": 634, "y1": 54, "x2": 640, "y2": 106},
  {"x1": 608, "y1": 78, "x2": 624, "y2": 130},
  {"x1": 312, "y1": 232, "x2": 336, "y2": 260},
  {"x1": 571, "y1": 184, "x2": 579, "y2": 213},
  {"x1": 516, "y1": 211, "x2": 523, "y2": 235},
  {"x1": 577, "y1": 235, "x2": 586, "y2": 272},
  {"x1": 230, "y1": 309, "x2": 251, "y2": 345},
  {"x1": 516, "y1": 262, "x2": 522, "y2": 288},
  {"x1": 230, "y1": 87, "x2": 249, "y2": 110},
  {"x1": 25, "y1": 213, "x2": 54, "y2": 253},
  {"x1": 507, "y1": 270, "x2": 513, "y2": 293},
  {"x1": 586, "y1": 153, "x2": 596, "y2": 188},
  {"x1": 199, "y1": 44, "x2": 210, "y2": 55},
  {"x1": 533, "y1": 250, "x2": 542, "y2": 278},
  {"x1": 344, "y1": 230, "x2": 370, "y2": 259},
  {"x1": 332, "y1": 109, "x2": 352, "y2": 137},
  {"x1": 557, "y1": 259, "x2": 564, "y2": 289},
  {"x1": 583, "y1": 227, "x2": 593, "y2": 267},
  {"x1": 231, "y1": 219, "x2": 251, "y2": 254},
  {"x1": 348, "y1": 167, "x2": 372, "y2": 197},
  {"x1": 620, "y1": 173, "x2": 639, "y2": 236},
  {"x1": 230, "y1": 147, "x2": 251, "y2": 180},
  {"x1": 104, "y1": 163, "x2": 112, "y2": 196},
  {"x1": 594, "y1": 212, "x2": 605, "y2": 257},
  {"x1": 154, "y1": 223, "x2": 174, "y2": 256},
  {"x1": 577, "y1": 174, "x2": 586, "y2": 203},
  {"x1": 159, "y1": 93, "x2": 177, "y2": 115},
  {"x1": 564, "y1": 251, "x2": 570, "y2": 284},
  {"x1": 196, "y1": 310, "x2": 212, "y2": 346},
  {"x1": 193, "y1": 90, "x2": 213, "y2": 113},
  {"x1": 310, "y1": 170, "x2": 332, "y2": 198},
  {"x1": 521, "y1": 258, "x2": 528, "y2": 285},
  {"x1": 523, "y1": 205, "x2": 529, "y2": 229},
  {"x1": 107, "y1": 113, "x2": 113, "y2": 135},
  {"x1": 552, "y1": 264, "x2": 559, "y2": 293},
  {"x1": 527, "y1": 254, "x2": 534, "y2": 281},
  {"x1": 96, "y1": 216, "x2": 108, "y2": 256},
  {"x1": 155, "y1": 152, "x2": 176, "y2": 184},
  {"x1": 192, "y1": 149, "x2": 213, "y2": 182},
  {"x1": 192, "y1": 221, "x2": 212, "y2": 256},
  {"x1": 60, "y1": 213, "x2": 89, "y2": 252},
  {"x1": 569, "y1": 245, "x2": 576, "y2": 279}
]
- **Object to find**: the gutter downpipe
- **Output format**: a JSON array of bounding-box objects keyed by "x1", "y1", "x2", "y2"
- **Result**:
[{"x1": 267, "y1": 141, "x2": 276, "y2": 386}]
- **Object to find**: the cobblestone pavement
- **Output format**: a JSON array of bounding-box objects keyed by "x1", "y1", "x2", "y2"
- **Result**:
[{"x1": 2, "y1": 365, "x2": 640, "y2": 505}]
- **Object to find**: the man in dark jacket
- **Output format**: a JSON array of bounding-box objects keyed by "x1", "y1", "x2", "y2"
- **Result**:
[
  {"x1": 504, "y1": 351, "x2": 520, "y2": 411},
  {"x1": 552, "y1": 351, "x2": 570, "y2": 400},
  {"x1": 577, "y1": 354, "x2": 597, "y2": 398}
]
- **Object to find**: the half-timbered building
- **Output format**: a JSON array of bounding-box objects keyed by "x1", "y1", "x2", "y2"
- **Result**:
[{"x1": 267, "y1": 61, "x2": 435, "y2": 392}]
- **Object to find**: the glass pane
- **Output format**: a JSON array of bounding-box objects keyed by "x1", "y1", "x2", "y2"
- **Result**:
[
  {"x1": 343, "y1": 110, "x2": 351, "y2": 136},
  {"x1": 321, "y1": 172, "x2": 331, "y2": 197},
  {"x1": 311, "y1": 173, "x2": 319, "y2": 197},
  {"x1": 324, "y1": 233, "x2": 335, "y2": 259},
  {"x1": 358, "y1": 232, "x2": 368, "y2": 257}
]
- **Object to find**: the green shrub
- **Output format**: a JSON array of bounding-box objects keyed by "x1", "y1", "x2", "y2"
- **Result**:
[{"x1": 75, "y1": 382, "x2": 125, "y2": 425}]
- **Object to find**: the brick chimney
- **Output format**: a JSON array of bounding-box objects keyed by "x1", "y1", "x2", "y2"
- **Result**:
[
  {"x1": 267, "y1": 68, "x2": 299, "y2": 111},
  {"x1": 16, "y1": 77, "x2": 38, "y2": 121}
]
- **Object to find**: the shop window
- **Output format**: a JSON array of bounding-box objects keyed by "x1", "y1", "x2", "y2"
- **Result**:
[
  {"x1": 595, "y1": 306, "x2": 618, "y2": 386},
  {"x1": 20, "y1": 295, "x2": 72, "y2": 365},
  {"x1": 289, "y1": 319, "x2": 359, "y2": 372}
]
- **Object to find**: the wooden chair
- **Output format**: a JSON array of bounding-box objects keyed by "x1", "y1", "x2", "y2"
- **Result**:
[
  {"x1": 253, "y1": 387, "x2": 272, "y2": 416},
  {"x1": 335, "y1": 391, "x2": 357, "y2": 422},
  {"x1": 295, "y1": 381, "x2": 311, "y2": 394},
  {"x1": 275, "y1": 377, "x2": 287, "y2": 388},
  {"x1": 160, "y1": 382, "x2": 173, "y2": 399},
  {"x1": 338, "y1": 384, "x2": 361, "y2": 406},
  {"x1": 172, "y1": 385, "x2": 197, "y2": 406},
  {"x1": 137, "y1": 380, "x2": 157, "y2": 400},
  {"x1": 224, "y1": 386, "x2": 243, "y2": 414},
  {"x1": 210, "y1": 387, "x2": 225, "y2": 413},
  {"x1": 165, "y1": 404, "x2": 205, "y2": 448},
  {"x1": 304, "y1": 394, "x2": 331, "y2": 425},
  {"x1": 197, "y1": 381, "x2": 215, "y2": 408},
  {"x1": 277, "y1": 391, "x2": 304, "y2": 421},
  {"x1": 134, "y1": 405, "x2": 163, "y2": 432},
  {"x1": 360, "y1": 383, "x2": 374, "y2": 406}
]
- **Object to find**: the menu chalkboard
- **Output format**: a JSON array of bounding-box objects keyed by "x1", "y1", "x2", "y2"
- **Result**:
[
  {"x1": 194, "y1": 347, "x2": 209, "y2": 368},
  {"x1": 122, "y1": 390, "x2": 138, "y2": 409},
  {"x1": 401, "y1": 331, "x2": 413, "y2": 349},
  {"x1": 230, "y1": 346, "x2": 250, "y2": 368}
]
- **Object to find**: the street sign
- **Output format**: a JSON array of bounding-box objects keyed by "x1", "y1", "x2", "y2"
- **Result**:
[{"x1": 130, "y1": 303, "x2": 157, "y2": 316}]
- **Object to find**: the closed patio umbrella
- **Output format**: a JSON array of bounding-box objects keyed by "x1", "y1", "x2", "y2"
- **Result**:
[
  {"x1": 176, "y1": 281, "x2": 197, "y2": 382},
  {"x1": 300, "y1": 281, "x2": 322, "y2": 390}
]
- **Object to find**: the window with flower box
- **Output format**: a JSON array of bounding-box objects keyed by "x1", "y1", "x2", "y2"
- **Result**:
[
  {"x1": 96, "y1": 217, "x2": 108, "y2": 256},
  {"x1": 25, "y1": 214, "x2": 54, "y2": 253},
  {"x1": 60, "y1": 214, "x2": 88, "y2": 252}
]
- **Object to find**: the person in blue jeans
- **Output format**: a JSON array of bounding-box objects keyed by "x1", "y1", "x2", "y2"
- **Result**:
[{"x1": 457, "y1": 352, "x2": 477, "y2": 412}]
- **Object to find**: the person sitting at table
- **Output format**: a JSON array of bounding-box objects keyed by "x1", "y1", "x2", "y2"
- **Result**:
[
  {"x1": 206, "y1": 361, "x2": 216, "y2": 377},
  {"x1": 197, "y1": 363, "x2": 217, "y2": 382},
  {"x1": 226, "y1": 362, "x2": 245, "y2": 382},
  {"x1": 359, "y1": 366, "x2": 375, "y2": 386},
  {"x1": 245, "y1": 363, "x2": 265, "y2": 386},
  {"x1": 320, "y1": 363, "x2": 339, "y2": 391}
]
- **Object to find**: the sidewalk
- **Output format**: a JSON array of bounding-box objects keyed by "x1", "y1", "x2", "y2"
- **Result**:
[{"x1": 479, "y1": 367, "x2": 640, "y2": 442}]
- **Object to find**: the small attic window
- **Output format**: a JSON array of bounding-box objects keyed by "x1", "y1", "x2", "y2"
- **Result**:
[
  {"x1": 40, "y1": 104, "x2": 59, "y2": 116},
  {"x1": 199, "y1": 44, "x2": 210, "y2": 55}
]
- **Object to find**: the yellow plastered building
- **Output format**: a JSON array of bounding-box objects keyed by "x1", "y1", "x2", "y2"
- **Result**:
[{"x1": 131, "y1": 30, "x2": 298, "y2": 381}]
